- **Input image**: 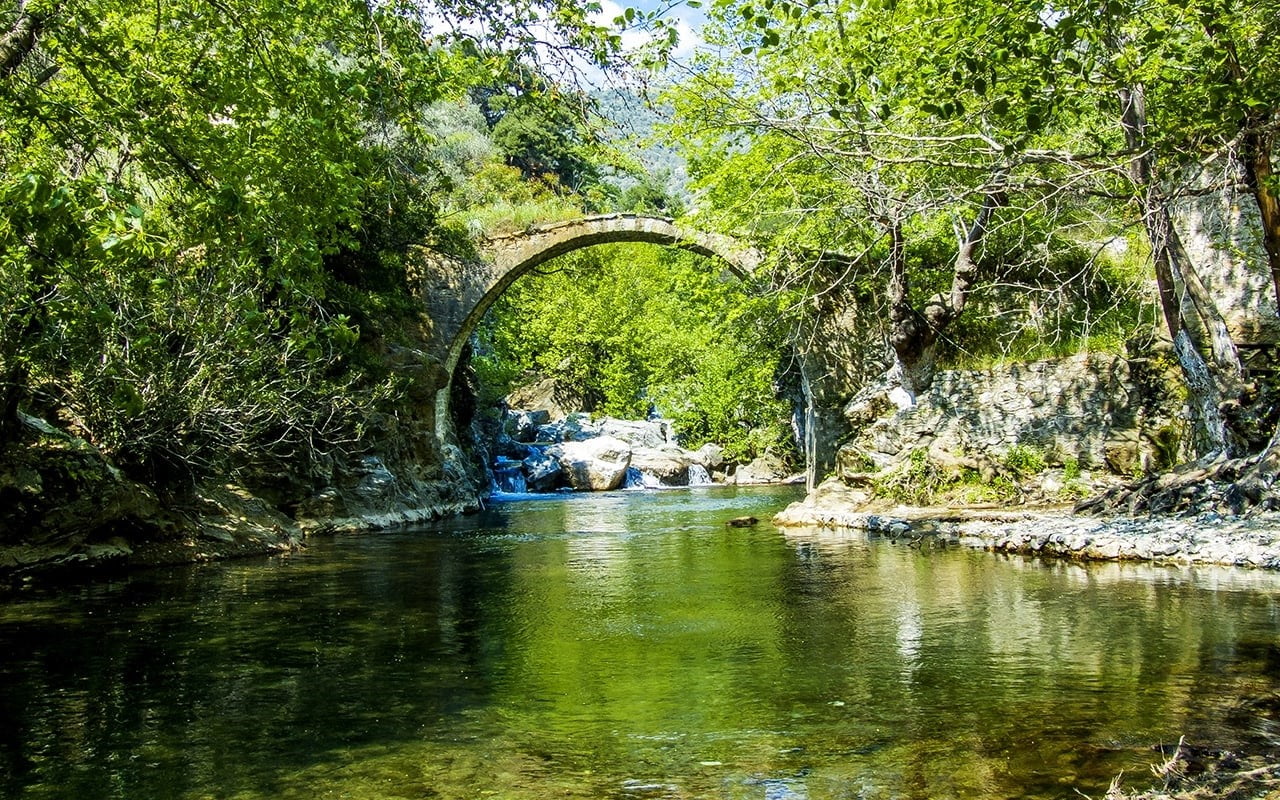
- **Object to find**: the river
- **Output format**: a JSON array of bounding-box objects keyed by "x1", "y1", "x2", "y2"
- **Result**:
[{"x1": 2, "y1": 485, "x2": 1279, "y2": 799}]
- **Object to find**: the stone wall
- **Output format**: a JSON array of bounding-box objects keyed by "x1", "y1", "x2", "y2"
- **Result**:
[{"x1": 839, "y1": 352, "x2": 1185, "y2": 478}]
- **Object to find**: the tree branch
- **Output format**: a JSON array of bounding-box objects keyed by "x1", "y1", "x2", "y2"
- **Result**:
[{"x1": 0, "y1": 3, "x2": 44, "y2": 79}]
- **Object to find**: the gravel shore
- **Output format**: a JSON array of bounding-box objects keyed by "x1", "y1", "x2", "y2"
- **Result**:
[{"x1": 775, "y1": 479, "x2": 1280, "y2": 569}]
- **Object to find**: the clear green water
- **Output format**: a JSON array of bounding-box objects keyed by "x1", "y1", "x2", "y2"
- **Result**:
[{"x1": 3, "y1": 485, "x2": 1280, "y2": 800}]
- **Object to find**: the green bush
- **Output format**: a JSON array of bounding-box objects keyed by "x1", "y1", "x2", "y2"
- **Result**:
[{"x1": 1001, "y1": 445, "x2": 1047, "y2": 477}]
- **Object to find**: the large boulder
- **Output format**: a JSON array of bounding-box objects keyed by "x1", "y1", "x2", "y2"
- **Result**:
[
  {"x1": 555, "y1": 436, "x2": 632, "y2": 491},
  {"x1": 535, "y1": 412, "x2": 600, "y2": 444},
  {"x1": 504, "y1": 409, "x2": 551, "y2": 443},
  {"x1": 506, "y1": 376, "x2": 588, "y2": 421},
  {"x1": 629, "y1": 446, "x2": 691, "y2": 486},
  {"x1": 734, "y1": 453, "x2": 793, "y2": 485},
  {"x1": 690, "y1": 443, "x2": 726, "y2": 470},
  {"x1": 598, "y1": 418, "x2": 671, "y2": 449},
  {"x1": 522, "y1": 449, "x2": 563, "y2": 492}
]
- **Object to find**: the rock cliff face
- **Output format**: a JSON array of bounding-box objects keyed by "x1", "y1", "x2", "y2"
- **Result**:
[
  {"x1": 839, "y1": 352, "x2": 1186, "y2": 480},
  {"x1": 777, "y1": 350, "x2": 1188, "y2": 526}
]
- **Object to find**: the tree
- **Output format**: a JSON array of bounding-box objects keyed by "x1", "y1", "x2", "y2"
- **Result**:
[
  {"x1": 0, "y1": 0, "x2": 621, "y2": 487},
  {"x1": 661, "y1": 0, "x2": 1280, "y2": 456},
  {"x1": 663, "y1": 0, "x2": 1090, "y2": 402}
]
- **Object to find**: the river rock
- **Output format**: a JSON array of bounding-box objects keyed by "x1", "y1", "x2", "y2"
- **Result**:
[
  {"x1": 598, "y1": 418, "x2": 670, "y2": 449},
  {"x1": 522, "y1": 450, "x2": 562, "y2": 492},
  {"x1": 555, "y1": 436, "x2": 632, "y2": 491},
  {"x1": 1103, "y1": 431, "x2": 1145, "y2": 476},
  {"x1": 504, "y1": 409, "x2": 551, "y2": 442},
  {"x1": 734, "y1": 453, "x2": 793, "y2": 485},
  {"x1": 630, "y1": 446, "x2": 691, "y2": 486},
  {"x1": 537, "y1": 412, "x2": 600, "y2": 443},
  {"x1": 690, "y1": 443, "x2": 726, "y2": 470}
]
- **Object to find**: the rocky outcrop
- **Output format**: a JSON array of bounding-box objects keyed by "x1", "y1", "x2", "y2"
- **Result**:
[
  {"x1": 839, "y1": 352, "x2": 1184, "y2": 478},
  {"x1": 810, "y1": 351, "x2": 1186, "y2": 517},
  {"x1": 0, "y1": 412, "x2": 303, "y2": 576},
  {"x1": 734, "y1": 453, "x2": 797, "y2": 485},
  {"x1": 1, "y1": 335, "x2": 485, "y2": 577},
  {"x1": 294, "y1": 442, "x2": 483, "y2": 534},
  {"x1": 771, "y1": 349, "x2": 1280, "y2": 568},
  {"x1": 489, "y1": 395, "x2": 799, "y2": 492},
  {"x1": 555, "y1": 436, "x2": 632, "y2": 491},
  {"x1": 506, "y1": 378, "x2": 586, "y2": 423}
]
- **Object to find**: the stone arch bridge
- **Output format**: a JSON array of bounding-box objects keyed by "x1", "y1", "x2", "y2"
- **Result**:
[
  {"x1": 415, "y1": 214, "x2": 762, "y2": 386},
  {"x1": 407, "y1": 213, "x2": 844, "y2": 486}
]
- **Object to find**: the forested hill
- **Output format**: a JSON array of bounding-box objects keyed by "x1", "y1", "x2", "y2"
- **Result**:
[{"x1": 592, "y1": 89, "x2": 689, "y2": 203}]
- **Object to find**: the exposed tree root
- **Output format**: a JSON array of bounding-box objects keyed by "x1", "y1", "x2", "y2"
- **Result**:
[
  {"x1": 1105, "y1": 736, "x2": 1280, "y2": 799},
  {"x1": 1077, "y1": 429, "x2": 1280, "y2": 517}
]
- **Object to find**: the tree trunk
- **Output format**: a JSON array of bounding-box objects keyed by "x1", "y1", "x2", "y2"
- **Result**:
[
  {"x1": 1241, "y1": 129, "x2": 1280, "y2": 310},
  {"x1": 885, "y1": 188, "x2": 1002, "y2": 403},
  {"x1": 1146, "y1": 189, "x2": 1244, "y2": 398},
  {"x1": 886, "y1": 219, "x2": 933, "y2": 402},
  {"x1": 1118, "y1": 85, "x2": 1239, "y2": 456}
]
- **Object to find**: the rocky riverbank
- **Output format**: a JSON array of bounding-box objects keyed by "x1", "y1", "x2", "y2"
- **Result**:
[
  {"x1": 776, "y1": 478, "x2": 1280, "y2": 569},
  {"x1": 0, "y1": 410, "x2": 484, "y2": 580},
  {"x1": 1107, "y1": 739, "x2": 1280, "y2": 799}
]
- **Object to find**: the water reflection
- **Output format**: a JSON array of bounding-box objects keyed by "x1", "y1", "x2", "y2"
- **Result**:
[{"x1": 1, "y1": 487, "x2": 1279, "y2": 800}]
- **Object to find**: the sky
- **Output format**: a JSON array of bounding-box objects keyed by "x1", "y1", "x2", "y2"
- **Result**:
[
  {"x1": 420, "y1": 0, "x2": 713, "y2": 86},
  {"x1": 589, "y1": 0, "x2": 709, "y2": 63}
]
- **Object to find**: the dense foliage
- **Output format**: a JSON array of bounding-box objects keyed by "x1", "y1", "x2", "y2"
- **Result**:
[
  {"x1": 473, "y1": 244, "x2": 798, "y2": 461},
  {"x1": 657, "y1": 0, "x2": 1279, "y2": 455},
  {"x1": 0, "y1": 0, "x2": 620, "y2": 490},
  {"x1": 5, "y1": 0, "x2": 1277, "y2": 511}
]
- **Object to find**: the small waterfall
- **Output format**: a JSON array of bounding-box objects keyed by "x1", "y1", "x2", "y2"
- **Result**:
[
  {"x1": 623, "y1": 467, "x2": 666, "y2": 490},
  {"x1": 623, "y1": 467, "x2": 644, "y2": 489},
  {"x1": 687, "y1": 463, "x2": 713, "y2": 486},
  {"x1": 493, "y1": 457, "x2": 527, "y2": 494}
]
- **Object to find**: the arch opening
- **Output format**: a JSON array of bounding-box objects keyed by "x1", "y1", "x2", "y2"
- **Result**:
[
  {"x1": 441, "y1": 215, "x2": 760, "y2": 382},
  {"x1": 436, "y1": 221, "x2": 802, "y2": 494}
]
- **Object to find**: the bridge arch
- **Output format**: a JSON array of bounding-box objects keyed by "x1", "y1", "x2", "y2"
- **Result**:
[{"x1": 440, "y1": 214, "x2": 763, "y2": 383}]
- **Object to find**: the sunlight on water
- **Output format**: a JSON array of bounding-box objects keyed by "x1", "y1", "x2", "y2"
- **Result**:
[{"x1": 3, "y1": 485, "x2": 1280, "y2": 799}]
